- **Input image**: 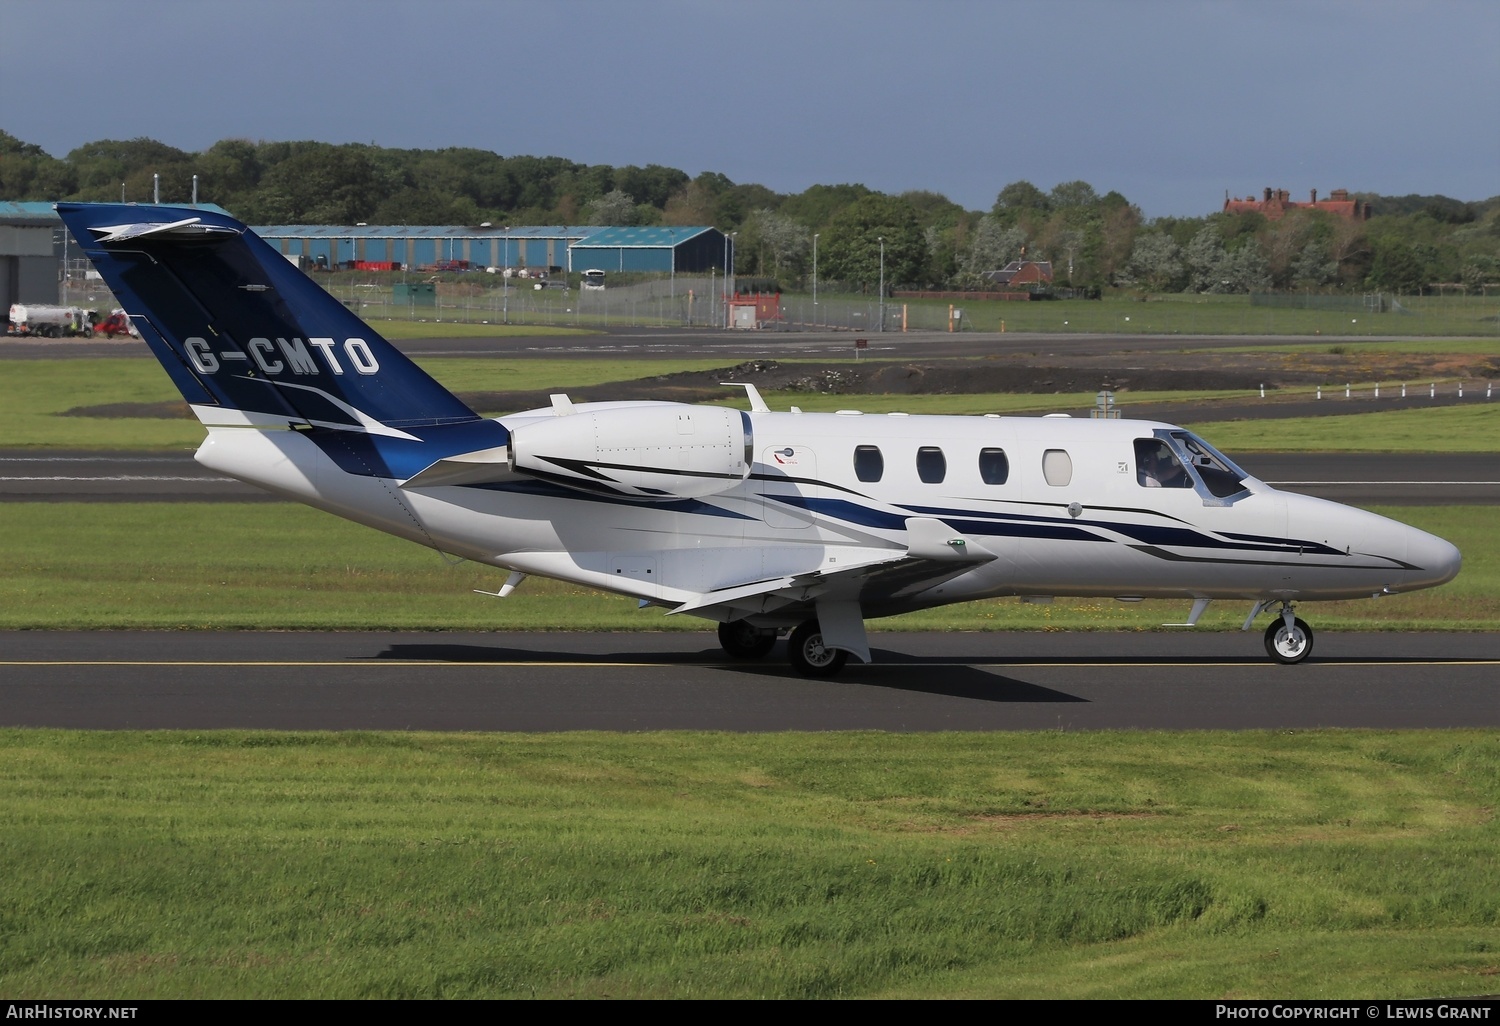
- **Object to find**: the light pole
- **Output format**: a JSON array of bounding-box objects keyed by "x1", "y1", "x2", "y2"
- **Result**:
[
  {"x1": 877, "y1": 236, "x2": 885, "y2": 332},
  {"x1": 722, "y1": 231, "x2": 730, "y2": 328},
  {"x1": 812, "y1": 232, "x2": 819, "y2": 309}
]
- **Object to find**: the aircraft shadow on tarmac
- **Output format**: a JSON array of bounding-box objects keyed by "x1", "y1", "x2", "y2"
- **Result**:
[{"x1": 367, "y1": 642, "x2": 1088, "y2": 703}]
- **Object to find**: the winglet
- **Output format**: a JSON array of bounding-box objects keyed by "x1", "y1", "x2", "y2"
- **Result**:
[{"x1": 720, "y1": 382, "x2": 770, "y2": 413}]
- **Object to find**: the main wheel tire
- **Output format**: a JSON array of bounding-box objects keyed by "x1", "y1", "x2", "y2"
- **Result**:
[
  {"x1": 787, "y1": 620, "x2": 848, "y2": 678},
  {"x1": 1264, "y1": 617, "x2": 1314, "y2": 664},
  {"x1": 718, "y1": 619, "x2": 777, "y2": 660}
]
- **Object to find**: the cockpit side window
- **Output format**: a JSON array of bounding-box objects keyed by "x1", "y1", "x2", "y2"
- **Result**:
[{"x1": 1135, "y1": 438, "x2": 1190, "y2": 488}]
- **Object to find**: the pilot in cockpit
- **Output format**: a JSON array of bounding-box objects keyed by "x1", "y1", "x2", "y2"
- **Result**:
[{"x1": 1136, "y1": 439, "x2": 1191, "y2": 488}]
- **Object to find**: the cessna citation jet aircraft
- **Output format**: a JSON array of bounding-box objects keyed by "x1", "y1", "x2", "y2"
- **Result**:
[{"x1": 56, "y1": 204, "x2": 1461, "y2": 677}]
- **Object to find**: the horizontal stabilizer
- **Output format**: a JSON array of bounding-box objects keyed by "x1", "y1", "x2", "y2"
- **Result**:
[
  {"x1": 87, "y1": 217, "x2": 240, "y2": 244},
  {"x1": 401, "y1": 445, "x2": 514, "y2": 488}
]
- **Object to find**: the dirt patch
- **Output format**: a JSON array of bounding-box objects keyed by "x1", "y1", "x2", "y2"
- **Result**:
[
  {"x1": 57, "y1": 349, "x2": 1500, "y2": 420},
  {"x1": 60, "y1": 400, "x2": 193, "y2": 419}
]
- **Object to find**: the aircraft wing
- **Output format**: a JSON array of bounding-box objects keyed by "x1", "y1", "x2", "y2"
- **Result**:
[{"x1": 668, "y1": 517, "x2": 995, "y2": 619}]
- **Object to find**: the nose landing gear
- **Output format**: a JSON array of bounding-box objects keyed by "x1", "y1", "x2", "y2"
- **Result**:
[{"x1": 1259, "y1": 602, "x2": 1314, "y2": 664}]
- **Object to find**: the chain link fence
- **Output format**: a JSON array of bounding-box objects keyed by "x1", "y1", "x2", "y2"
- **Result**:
[{"x1": 53, "y1": 258, "x2": 1500, "y2": 337}]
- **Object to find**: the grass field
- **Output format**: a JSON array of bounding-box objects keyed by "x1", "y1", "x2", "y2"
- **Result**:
[
  {"x1": 2, "y1": 354, "x2": 1496, "y2": 450},
  {"x1": 893, "y1": 292, "x2": 1500, "y2": 338},
  {"x1": 0, "y1": 357, "x2": 731, "y2": 449},
  {"x1": 334, "y1": 283, "x2": 1500, "y2": 337},
  {"x1": 1, "y1": 729, "x2": 1495, "y2": 998},
  {"x1": 4, "y1": 338, "x2": 1495, "y2": 999},
  {"x1": 1, "y1": 503, "x2": 1490, "y2": 630},
  {"x1": 1187, "y1": 404, "x2": 1500, "y2": 452},
  {"x1": 364, "y1": 319, "x2": 598, "y2": 340}
]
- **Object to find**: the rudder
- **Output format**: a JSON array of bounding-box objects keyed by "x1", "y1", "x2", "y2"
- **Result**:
[{"x1": 55, "y1": 203, "x2": 478, "y2": 431}]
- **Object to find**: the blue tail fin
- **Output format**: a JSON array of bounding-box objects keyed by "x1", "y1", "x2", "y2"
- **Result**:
[{"x1": 55, "y1": 203, "x2": 478, "y2": 430}]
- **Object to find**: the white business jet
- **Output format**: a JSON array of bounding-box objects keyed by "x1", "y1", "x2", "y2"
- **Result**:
[{"x1": 56, "y1": 204, "x2": 1460, "y2": 676}]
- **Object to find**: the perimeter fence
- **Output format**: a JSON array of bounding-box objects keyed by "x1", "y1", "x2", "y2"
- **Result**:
[{"x1": 53, "y1": 263, "x2": 1500, "y2": 337}]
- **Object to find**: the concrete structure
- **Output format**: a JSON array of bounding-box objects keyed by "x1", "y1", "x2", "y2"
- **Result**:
[
  {"x1": 0, "y1": 203, "x2": 58, "y2": 312},
  {"x1": 567, "y1": 225, "x2": 726, "y2": 274},
  {"x1": 1223, "y1": 188, "x2": 1371, "y2": 221}
]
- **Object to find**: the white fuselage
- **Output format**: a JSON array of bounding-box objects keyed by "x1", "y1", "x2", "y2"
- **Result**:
[{"x1": 194, "y1": 404, "x2": 1461, "y2": 627}]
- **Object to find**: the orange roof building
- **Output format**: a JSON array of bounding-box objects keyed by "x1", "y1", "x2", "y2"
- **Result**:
[{"x1": 1223, "y1": 187, "x2": 1370, "y2": 221}]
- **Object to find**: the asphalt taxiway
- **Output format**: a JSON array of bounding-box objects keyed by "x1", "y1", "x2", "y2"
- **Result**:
[{"x1": 2, "y1": 630, "x2": 1495, "y2": 732}]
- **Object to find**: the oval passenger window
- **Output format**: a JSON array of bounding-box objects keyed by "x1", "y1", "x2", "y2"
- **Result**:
[{"x1": 1042, "y1": 448, "x2": 1072, "y2": 487}]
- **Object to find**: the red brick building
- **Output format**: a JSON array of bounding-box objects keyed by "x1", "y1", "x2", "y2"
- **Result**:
[{"x1": 1223, "y1": 187, "x2": 1370, "y2": 221}]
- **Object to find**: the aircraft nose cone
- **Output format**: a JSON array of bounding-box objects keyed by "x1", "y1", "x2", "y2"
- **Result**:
[{"x1": 1405, "y1": 529, "x2": 1461, "y2": 589}]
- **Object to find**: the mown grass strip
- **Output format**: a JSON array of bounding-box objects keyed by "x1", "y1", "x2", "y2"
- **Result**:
[
  {"x1": 894, "y1": 293, "x2": 1500, "y2": 338},
  {"x1": 0, "y1": 504, "x2": 1491, "y2": 630},
  {"x1": 0, "y1": 729, "x2": 1495, "y2": 998},
  {"x1": 366, "y1": 319, "x2": 598, "y2": 339},
  {"x1": 0, "y1": 357, "x2": 730, "y2": 449},
  {"x1": 1186, "y1": 403, "x2": 1500, "y2": 452}
]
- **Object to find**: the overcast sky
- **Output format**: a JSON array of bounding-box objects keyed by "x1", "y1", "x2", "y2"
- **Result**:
[{"x1": 3, "y1": 0, "x2": 1495, "y2": 219}]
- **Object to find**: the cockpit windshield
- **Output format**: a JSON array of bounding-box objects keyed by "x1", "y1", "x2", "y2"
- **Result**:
[{"x1": 1169, "y1": 430, "x2": 1250, "y2": 498}]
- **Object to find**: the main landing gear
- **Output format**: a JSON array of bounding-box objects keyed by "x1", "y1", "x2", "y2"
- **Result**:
[
  {"x1": 717, "y1": 618, "x2": 849, "y2": 678},
  {"x1": 717, "y1": 619, "x2": 777, "y2": 660},
  {"x1": 787, "y1": 620, "x2": 847, "y2": 678},
  {"x1": 1257, "y1": 601, "x2": 1314, "y2": 664}
]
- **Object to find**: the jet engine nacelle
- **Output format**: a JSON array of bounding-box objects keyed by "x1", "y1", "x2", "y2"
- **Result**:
[{"x1": 510, "y1": 403, "x2": 751, "y2": 499}]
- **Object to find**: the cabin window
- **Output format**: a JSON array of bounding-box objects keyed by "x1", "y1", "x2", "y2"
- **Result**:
[
  {"x1": 1041, "y1": 448, "x2": 1072, "y2": 487},
  {"x1": 978, "y1": 448, "x2": 1009, "y2": 485},
  {"x1": 1135, "y1": 438, "x2": 1191, "y2": 488},
  {"x1": 916, "y1": 447, "x2": 947, "y2": 483},
  {"x1": 853, "y1": 445, "x2": 884, "y2": 482}
]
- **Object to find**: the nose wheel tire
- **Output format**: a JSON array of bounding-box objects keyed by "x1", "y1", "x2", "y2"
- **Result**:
[
  {"x1": 788, "y1": 620, "x2": 848, "y2": 678},
  {"x1": 1264, "y1": 617, "x2": 1314, "y2": 664},
  {"x1": 718, "y1": 620, "x2": 777, "y2": 660}
]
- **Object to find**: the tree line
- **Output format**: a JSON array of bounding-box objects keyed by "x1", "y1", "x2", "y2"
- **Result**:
[{"x1": 3, "y1": 131, "x2": 1497, "y2": 294}]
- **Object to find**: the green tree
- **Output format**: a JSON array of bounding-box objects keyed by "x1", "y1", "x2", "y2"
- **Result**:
[
  {"x1": 779, "y1": 183, "x2": 871, "y2": 231},
  {"x1": 1048, "y1": 180, "x2": 1099, "y2": 209},
  {"x1": 587, "y1": 189, "x2": 640, "y2": 225},
  {"x1": 964, "y1": 215, "x2": 1026, "y2": 273},
  {"x1": 1367, "y1": 239, "x2": 1426, "y2": 292},
  {"x1": 819, "y1": 194, "x2": 925, "y2": 289},
  {"x1": 0, "y1": 131, "x2": 75, "y2": 199},
  {"x1": 65, "y1": 137, "x2": 193, "y2": 200},
  {"x1": 743, "y1": 208, "x2": 810, "y2": 278},
  {"x1": 1124, "y1": 232, "x2": 1183, "y2": 291},
  {"x1": 1184, "y1": 225, "x2": 1229, "y2": 293},
  {"x1": 241, "y1": 143, "x2": 382, "y2": 223},
  {"x1": 993, "y1": 180, "x2": 1049, "y2": 215}
]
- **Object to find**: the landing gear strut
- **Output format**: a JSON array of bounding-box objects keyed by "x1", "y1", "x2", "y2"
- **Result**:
[
  {"x1": 717, "y1": 619, "x2": 777, "y2": 660},
  {"x1": 1263, "y1": 603, "x2": 1314, "y2": 664},
  {"x1": 787, "y1": 619, "x2": 848, "y2": 678}
]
